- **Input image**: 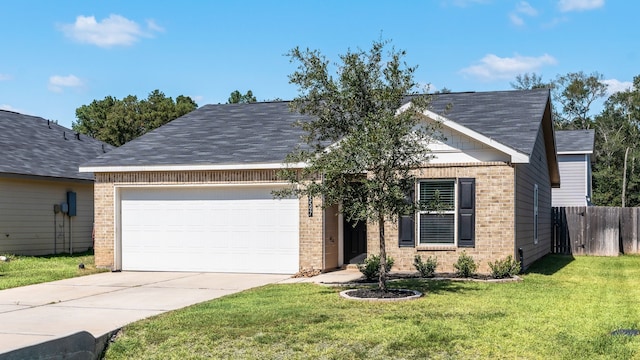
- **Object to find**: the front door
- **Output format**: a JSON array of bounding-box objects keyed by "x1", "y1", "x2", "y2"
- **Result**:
[{"x1": 344, "y1": 219, "x2": 367, "y2": 264}]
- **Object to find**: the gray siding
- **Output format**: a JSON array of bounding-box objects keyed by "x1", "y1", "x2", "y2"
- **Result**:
[
  {"x1": 515, "y1": 127, "x2": 552, "y2": 269},
  {"x1": 0, "y1": 177, "x2": 94, "y2": 255},
  {"x1": 552, "y1": 154, "x2": 589, "y2": 207}
]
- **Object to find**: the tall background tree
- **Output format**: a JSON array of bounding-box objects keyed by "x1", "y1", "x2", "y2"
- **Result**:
[
  {"x1": 592, "y1": 75, "x2": 640, "y2": 207},
  {"x1": 510, "y1": 72, "x2": 550, "y2": 90},
  {"x1": 73, "y1": 90, "x2": 198, "y2": 147},
  {"x1": 552, "y1": 71, "x2": 608, "y2": 130},
  {"x1": 512, "y1": 71, "x2": 640, "y2": 207},
  {"x1": 227, "y1": 90, "x2": 256, "y2": 104},
  {"x1": 278, "y1": 40, "x2": 436, "y2": 291}
]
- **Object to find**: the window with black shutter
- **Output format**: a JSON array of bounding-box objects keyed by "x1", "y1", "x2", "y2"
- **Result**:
[{"x1": 418, "y1": 180, "x2": 455, "y2": 245}]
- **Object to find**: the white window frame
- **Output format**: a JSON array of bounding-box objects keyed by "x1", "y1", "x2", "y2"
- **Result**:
[
  {"x1": 534, "y1": 183, "x2": 539, "y2": 245},
  {"x1": 417, "y1": 179, "x2": 457, "y2": 246}
]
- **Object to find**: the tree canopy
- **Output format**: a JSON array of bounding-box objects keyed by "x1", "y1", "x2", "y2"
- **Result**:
[
  {"x1": 510, "y1": 72, "x2": 550, "y2": 90},
  {"x1": 278, "y1": 40, "x2": 436, "y2": 290},
  {"x1": 73, "y1": 90, "x2": 198, "y2": 147},
  {"x1": 553, "y1": 71, "x2": 608, "y2": 130},
  {"x1": 227, "y1": 90, "x2": 256, "y2": 104},
  {"x1": 592, "y1": 75, "x2": 640, "y2": 207},
  {"x1": 512, "y1": 71, "x2": 640, "y2": 207}
]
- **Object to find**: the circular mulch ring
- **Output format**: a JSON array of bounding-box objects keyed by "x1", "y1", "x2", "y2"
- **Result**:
[{"x1": 339, "y1": 288, "x2": 422, "y2": 302}]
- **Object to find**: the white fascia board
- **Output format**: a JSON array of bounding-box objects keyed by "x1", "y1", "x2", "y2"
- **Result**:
[
  {"x1": 401, "y1": 103, "x2": 530, "y2": 164},
  {"x1": 79, "y1": 162, "x2": 308, "y2": 173},
  {"x1": 558, "y1": 150, "x2": 593, "y2": 155}
]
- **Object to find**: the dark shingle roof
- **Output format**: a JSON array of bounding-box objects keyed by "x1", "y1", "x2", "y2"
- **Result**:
[
  {"x1": 555, "y1": 130, "x2": 595, "y2": 153},
  {"x1": 428, "y1": 88, "x2": 550, "y2": 156},
  {"x1": 83, "y1": 102, "x2": 308, "y2": 167},
  {"x1": 0, "y1": 110, "x2": 114, "y2": 180},
  {"x1": 83, "y1": 89, "x2": 551, "y2": 168}
]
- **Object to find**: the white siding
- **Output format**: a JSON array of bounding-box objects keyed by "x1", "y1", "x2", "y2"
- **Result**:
[
  {"x1": 429, "y1": 127, "x2": 511, "y2": 164},
  {"x1": 552, "y1": 154, "x2": 589, "y2": 207},
  {"x1": 0, "y1": 177, "x2": 94, "y2": 255}
]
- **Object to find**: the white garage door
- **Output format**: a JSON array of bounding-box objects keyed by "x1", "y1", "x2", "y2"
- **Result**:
[{"x1": 119, "y1": 185, "x2": 299, "y2": 274}]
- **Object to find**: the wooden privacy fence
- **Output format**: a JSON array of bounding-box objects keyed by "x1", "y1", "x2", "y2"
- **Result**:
[{"x1": 552, "y1": 206, "x2": 640, "y2": 256}]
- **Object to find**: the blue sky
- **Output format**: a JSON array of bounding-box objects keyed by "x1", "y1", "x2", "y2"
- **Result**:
[{"x1": 0, "y1": 0, "x2": 636, "y2": 129}]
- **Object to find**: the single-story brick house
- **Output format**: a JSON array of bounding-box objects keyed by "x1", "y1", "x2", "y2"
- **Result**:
[
  {"x1": 0, "y1": 109, "x2": 113, "y2": 255},
  {"x1": 552, "y1": 129, "x2": 595, "y2": 207},
  {"x1": 81, "y1": 88, "x2": 559, "y2": 274}
]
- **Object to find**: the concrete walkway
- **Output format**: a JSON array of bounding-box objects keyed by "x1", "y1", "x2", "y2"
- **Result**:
[{"x1": 0, "y1": 271, "x2": 291, "y2": 357}]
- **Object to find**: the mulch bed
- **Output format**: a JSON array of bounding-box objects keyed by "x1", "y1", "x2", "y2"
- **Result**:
[
  {"x1": 346, "y1": 288, "x2": 415, "y2": 299},
  {"x1": 347, "y1": 272, "x2": 512, "y2": 283}
]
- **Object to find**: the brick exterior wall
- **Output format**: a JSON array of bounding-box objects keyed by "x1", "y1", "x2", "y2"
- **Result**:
[
  {"x1": 93, "y1": 170, "x2": 324, "y2": 271},
  {"x1": 93, "y1": 163, "x2": 517, "y2": 274},
  {"x1": 368, "y1": 162, "x2": 516, "y2": 274}
]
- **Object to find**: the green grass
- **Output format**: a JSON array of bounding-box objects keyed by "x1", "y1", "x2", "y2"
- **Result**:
[
  {"x1": 0, "y1": 251, "x2": 106, "y2": 290},
  {"x1": 105, "y1": 255, "x2": 640, "y2": 359}
]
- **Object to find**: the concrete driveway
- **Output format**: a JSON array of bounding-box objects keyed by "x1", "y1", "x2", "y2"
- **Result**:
[{"x1": 0, "y1": 271, "x2": 290, "y2": 357}]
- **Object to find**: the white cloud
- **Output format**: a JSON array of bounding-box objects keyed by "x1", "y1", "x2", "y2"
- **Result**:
[
  {"x1": 509, "y1": 2, "x2": 537, "y2": 26},
  {"x1": 509, "y1": 13, "x2": 525, "y2": 26},
  {"x1": 542, "y1": 16, "x2": 569, "y2": 28},
  {"x1": 516, "y1": 1, "x2": 538, "y2": 16},
  {"x1": 460, "y1": 53, "x2": 557, "y2": 81},
  {"x1": 0, "y1": 73, "x2": 11, "y2": 81},
  {"x1": 0, "y1": 104, "x2": 24, "y2": 113},
  {"x1": 602, "y1": 79, "x2": 633, "y2": 95},
  {"x1": 59, "y1": 14, "x2": 163, "y2": 48},
  {"x1": 558, "y1": 0, "x2": 604, "y2": 12},
  {"x1": 146, "y1": 19, "x2": 165, "y2": 33},
  {"x1": 48, "y1": 74, "x2": 84, "y2": 93}
]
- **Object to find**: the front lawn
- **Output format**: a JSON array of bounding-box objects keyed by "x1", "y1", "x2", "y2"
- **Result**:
[
  {"x1": 0, "y1": 251, "x2": 105, "y2": 290},
  {"x1": 105, "y1": 255, "x2": 640, "y2": 359}
]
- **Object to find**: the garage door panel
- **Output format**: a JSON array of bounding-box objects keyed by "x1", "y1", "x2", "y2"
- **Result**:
[{"x1": 120, "y1": 186, "x2": 299, "y2": 274}]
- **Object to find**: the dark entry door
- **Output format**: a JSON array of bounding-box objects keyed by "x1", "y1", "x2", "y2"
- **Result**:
[{"x1": 344, "y1": 219, "x2": 367, "y2": 264}]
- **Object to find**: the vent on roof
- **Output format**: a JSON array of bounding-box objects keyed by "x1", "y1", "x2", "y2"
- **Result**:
[
  {"x1": 63, "y1": 131, "x2": 67, "y2": 140},
  {"x1": 75, "y1": 133, "x2": 80, "y2": 140},
  {"x1": 102, "y1": 144, "x2": 106, "y2": 153},
  {"x1": 47, "y1": 120, "x2": 51, "y2": 129}
]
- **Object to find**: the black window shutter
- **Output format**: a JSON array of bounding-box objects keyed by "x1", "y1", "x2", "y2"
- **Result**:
[
  {"x1": 458, "y1": 178, "x2": 475, "y2": 247},
  {"x1": 399, "y1": 215, "x2": 415, "y2": 247},
  {"x1": 399, "y1": 189, "x2": 415, "y2": 247}
]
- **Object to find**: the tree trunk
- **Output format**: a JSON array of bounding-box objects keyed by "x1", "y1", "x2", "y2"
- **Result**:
[
  {"x1": 378, "y1": 215, "x2": 387, "y2": 292},
  {"x1": 623, "y1": 146, "x2": 630, "y2": 207}
]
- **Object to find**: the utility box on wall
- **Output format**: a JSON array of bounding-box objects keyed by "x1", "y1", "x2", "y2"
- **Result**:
[{"x1": 67, "y1": 191, "x2": 77, "y2": 217}]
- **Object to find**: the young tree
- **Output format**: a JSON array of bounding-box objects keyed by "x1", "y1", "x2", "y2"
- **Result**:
[
  {"x1": 73, "y1": 90, "x2": 198, "y2": 146},
  {"x1": 227, "y1": 90, "x2": 257, "y2": 104},
  {"x1": 278, "y1": 40, "x2": 437, "y2": 291}
]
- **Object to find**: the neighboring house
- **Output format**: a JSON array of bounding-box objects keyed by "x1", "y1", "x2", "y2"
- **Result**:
[
  {"x1": 552, "y1": 130, "x2": 595, "y2": 207},
  {"x1": 81, "y1": 88, "x2": 559, "y2": 274},
  {"x1": 0, "y1": 110, "x2": 113, "y2": 255}
]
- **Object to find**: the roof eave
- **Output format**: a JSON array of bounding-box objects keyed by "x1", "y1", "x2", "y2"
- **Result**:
[
  {"x1": 79, "y1": 162, "x2": 308, "y2": 173},
  {"x1": 403, "y1": 104, "x2": 531, "y2": 164}
]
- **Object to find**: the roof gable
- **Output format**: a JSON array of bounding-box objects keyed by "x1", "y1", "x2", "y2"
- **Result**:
[
  {"x1": 422, "y1": 88, "x2": 551, "y2": 157},
  {"x1": 0, "y1": 110, "x2": 113, "y2": 181}
]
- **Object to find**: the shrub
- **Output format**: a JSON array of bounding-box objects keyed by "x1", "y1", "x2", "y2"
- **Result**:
[
  {"x1": 413, "y1": 255, "x2": 437, "y2": 278},
  {"x1": 488, "y1": 255, "x2": 521, "y2": 279},
  {"x1": 454, "y1": 251, "x2": 477, "y2": 278},
  {"x1": 357, "y1": 254, "x2": 394, "y2": 281}
]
